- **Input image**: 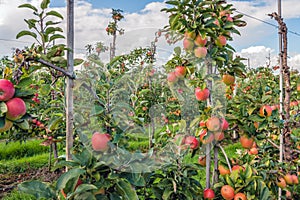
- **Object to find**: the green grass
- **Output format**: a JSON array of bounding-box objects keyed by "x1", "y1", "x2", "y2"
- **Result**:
[
  {"x1": 0, "y1": 139, "x2": 49, "y2": 161},
  {"x1": 2, "y1": 189, "x2": 37, "y2": 200},
  {"x1": 0, "y1": 152, "x2": 51, "y2": 173}
]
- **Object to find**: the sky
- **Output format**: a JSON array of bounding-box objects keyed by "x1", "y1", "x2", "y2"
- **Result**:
[{"x1": 0, "y1": 0, "x2": 300, "y2": 70}]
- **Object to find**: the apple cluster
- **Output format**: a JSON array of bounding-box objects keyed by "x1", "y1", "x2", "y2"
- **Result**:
[
  {"x1": 0, "y1": 79, "x2": 27, "y2": 133},
  {"x1": 198, "y1": 117, "x2": 229, "y2": 145},
  {"x1": 277, "y1": 173, "x2": 299, "y2": 189},
  {"x1": 183, "y1": 31, "x2": 227, "y2": 59},
  {"x1": 167, "y1": 65, "x2": 187, "y2": 83}
]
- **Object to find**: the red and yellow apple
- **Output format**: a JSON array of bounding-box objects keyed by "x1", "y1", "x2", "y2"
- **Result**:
[
  {"x1": 206, "y1": 117, "x2": 220, "y2": 132},
  {"x1": 259, "y1": 105, "x2": 272, "y2": 117},
  {"x1": 194, "y1": 34, "x2": 207, "y2": 46},
  {"x1": 174, "y1": 66, "x2": 186, "y2": 78},
  {"x1": 240, "y1": 135, "x2": 254, "y2": 149},
  {"x1": 221, "y1": 185, "x2": 235, "y2": 200},
  {"x1": 91, "y1": 132, "x2": 111, "y2": 152},
  {"x1": 215, "y1": 35, "x2": 227, "y2": 47},
  {"x1": 234, "y1": 193, "x2": 247, "y2": 200},
  {"x1": 5, "y1": 97, "x2": 26, "y2": 121},
  {"x1": 203, "y1": 188, "x2": 215, "y2": 200},
  {"x1": 194, "y1": 46, "x2": 207, "y2": 58},
  {"x1": 195, "y1": 87, "x2": 210, "y2": 101},
  {"x1": 218, "y1": 164, "x2": 230, "y2": 175},
  {"x1": 222, "y1": 74, "x2": 235, "y2": 86},
  {"x1": 184, "y1": 135, "x2": 199, "y2": 149},
  {"x1": 0, "y1": 79, "x2": 15, "y2": 101}
]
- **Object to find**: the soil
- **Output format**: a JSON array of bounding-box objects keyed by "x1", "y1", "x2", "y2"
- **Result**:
[{"x1": 0, "y1": 167, "x2": 64, "y2": 198}]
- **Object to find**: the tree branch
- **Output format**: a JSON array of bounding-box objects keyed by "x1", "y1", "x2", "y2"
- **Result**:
[{"x1": 37, "y1": 58, "x2": 76, "y2": 79}]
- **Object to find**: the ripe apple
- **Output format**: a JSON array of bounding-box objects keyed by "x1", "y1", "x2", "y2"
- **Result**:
[
  {"x1": 198, "y1": 156, "x2": 206, "y2": 166},
  {"x1": 91, "y1": 132, "x2": 110, "y2": 152},
  {"x1": 232, "y1": 165, "x2": 244, "y2": 172},
  {"x1": 297, "y1": 84, "x2": 300, "y2": 91},
  {"x1": 215, "y1": 35, "x2": 227, "y2": 47},
  {"x1": 221, "y1": 185, "x2": 235, "y2": 200},
  {"x1": 167, "y1": 71, "x2": 178, "y2": 83},
  {"x1": 259, "y1": 105, "x2": 272, "y2": 117},
  {"x1": 174, "y1": 66, "x2": 186, "y2": 78},
  {"x1": 220, "y1": 118, "x2": 229, "y2": 131},
  {"x1": 194, "y1": 46, "x2": 207, "y2": 58},
  {"x1": 194, "y1": 34, "x2": 207, "y2": 46},
  {"x1": 183, "y1": 38, "x2": 194, "y2": 51},
  {"x1": 195, "y1": 87, "x2": 210, "y2": 101},
  {"x1": 218, "y1": 164, "x2": 230, "y2": 175},
  {"x1": 248, "y1": 147, "x2": 258, "y2": 155},
  {"x1": 222, "y1": 74, "x2": 235, "y2": 86},
  {"x1": 214, "y1": 131, "x2": 224, "y2": 141},
  {"x1": 290, "y1": 101, "x2": 298, "y2": 107},
  {"x1": 0, "y1": 119, "x2": 13, "y2": 133},
  {"x1": 226, "y1": 15, "x2": 233, "y2": 22},
  {"x1": 284, "y1": 173, "x2": 293, "y2": 185},
  {"x1": 199, "y1": 120, "x2": 206, "y2": 127},
  {"x1": 206, "y1": 117, "x2": 220, "y2": 132},
  {"x1": 291, "y1": 174, "x2": 299, "y2": 185},
  {"x1": 0, "y1": 79, "x2": 15, "y2": 101},
  {"x1": 240, "y1": 135, "x2": 254, "y2": 149},
  {"x1": 184, "y1": 136, "x2": 199, "y2": 149},
  {"x1": 5, "y1": 97, "x2": 26, "y2": 121},
  {"x1": 276, "y1": 177, "x2": 287, "y2": 188},
  {"x1": 203, "y1": 188, "x2": 215, "y2": 199},
  {"x1": 234, "y1": 193, "x2": 247, "y2": 200},
  {"x1": 199, "y1": 129, "x2": 214, "y2": 144}
]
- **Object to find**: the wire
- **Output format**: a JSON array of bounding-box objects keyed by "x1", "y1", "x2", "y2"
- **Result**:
[{"x1": 234, "y1": 10, "x2": 300, "y2": 37}]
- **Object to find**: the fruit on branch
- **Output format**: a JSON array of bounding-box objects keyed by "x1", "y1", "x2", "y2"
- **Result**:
[
  {"x1": 215, "y1": 35, "x2": 227, "y2": 47},
  {"x1": 0, "y1": 79, "x2": 15, "y2": 101},
  {"x1": 218, "y1": 164, "x2": 230, "y2": 175},
  {"x1": 276, "y1": 177, "x2": 287, "y2": 189},
  {"x1": 248, "y1": 147, "x2": 258, "y2": 155},
  {"x1": 199, "y1": 129, "x2": 214, "y2": 144},
  {"x1": 199, "y1": 120, "x2": 206, "y2": 127},
  {"x1": 198, "y1": 156, "x2": 206, "y2": 166},
  {"x1": 194, "y1": 34, "x2": 207, "y2": 46},
  {"x1": 183, "y1": 38, "x2": 194, "y2": 51},
  {"x1": 291, "y1": 174, "x2": 299, "y2": 185},
  {"x1": 240, "y1": 135, "x2": 254, "y2": 149},
  {"x1": 221, "y1": 185, "x2": 235, "y2": 200},
  {"x1": 91, "y1": 132, "x2": 111, "y2": 152},
  {"x1": 206, "y1": 117, "x2": 220, "y2": 132},
  {"x1": 167, "y1": 72, "x2": 178, "y2": 83},
  {"x1": 258, "y1": 105, "x2": 272, "y2": 117},
  {"x1": 6, "y1": 97, "x2": 26, "y2": 121},
  {"x1": 214, "y1": 131, "x2": 224, "y2": 141},
  {"x1": 220, "y1": 118, "x2": 229, "y2": 131},
  {"x1": 234, "y1": 193, "x2": 247, "y2": 200},
  {"x1": 283, "y1": 173, "x2": 293, "y2": 185},
  {"x1": 203, "y1": 188, "x2": 215, "y2": 200},
  {"x1": 222, "y1": 74, "x2": 235, "y2": 86},
  {"x1": 194, "y1": 46, "x2": 207, "y2": 58},
  {"x1": 195, "y1": 87, "x2": 210, "y2": 101},
  {"x1": 184, "y1": 136, "x2": 199, "y2": 149},
  {"x1": 232, "y1": 165, "x2": 244, "y2": 172},
  {"x1": 0, "y1": 119, "x2": 13, "y2": 133},
  {"x1": 174, "y1": 66, "x2": 186, "y2": 78}
]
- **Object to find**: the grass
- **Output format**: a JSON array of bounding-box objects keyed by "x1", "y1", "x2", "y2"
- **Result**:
[
  {"x1": 0, "y1": 152, "x2": 51, "y2": 173},
  {"x1": 2, "y1": 189, "x2": 37, "y2": 200},
  {"x1": 0, "y1": 139, "x2": 49, "y2": 160}
]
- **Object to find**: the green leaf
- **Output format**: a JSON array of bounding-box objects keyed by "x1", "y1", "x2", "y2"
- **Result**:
[
  {"x1": 18, "y1": 76, "x2": 32, "y2": 87},
  {"x1": 16, "y1": 120, "x2": 29, "y2": 130},
  {"x1": 162, "y1": 188, "x2": 173, "y2": 200},
  {"x1": 73, "y1": 184, "x2": 98, "y2": 195},
  {"x1": 18, "y1": 180, "x2": 56, "y2": 199},
  {"x1": 18, "y1": 4, "x2": 38, "y2": 12},
  {"x1": 0, "y1": 102, "x2": 7, "y2": 116},
  {"x1": 24, "y1": 19, "x2": 37, "y2": 29},
  {"x1": 165, "y1": 1, "x2": 180, "y2": 6},
  {"x1": 16, "y1": 30, "x2": 37, "y2": 39},
  {"x1": 40, "y1": 0, "x2": 50, "y2": 9},
  {"x1": 74, "y1": 58, "x2": 84, "y2": 66},
  {"x1": 45, "y1": 27, "x2": 63, "y2": 35},
  {"x1": 56, "y1": 168, "x2": 85, "y2": 191},
  {"x1": 174, "y1": 46, "x2": 181, "y2": 55},
  {"x1": 46, "y1": 10, "x2": 64, "y2": 19},
  {"x1": 48, "y1": 116, "x2": 63, "y2": 130},
  {"x1": 116, "y1": 179, "x2": 139, "y2": 200}
]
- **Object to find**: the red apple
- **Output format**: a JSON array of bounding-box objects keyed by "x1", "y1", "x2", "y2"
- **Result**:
[
  {"x1": 199, "y1": 120, "x2": 206, "y2": 128},
  {"x1": 203, "y1": 188, "x2": 215, "y2": 199},
  {"x1": 215, "y1": 35, "x2": 227, "y2": 47},
  {"x1": 221, "y1": 185, "x2": 235, "y2": 200},
  {"x1": 214, "y1": 131, "x2": 224, "y2": 141},
  {"x1": 91, "y1": 132, "x2": 110, "y2": 152},
  {"x1": 234, "y1": 193, "x2": 246, "y2": 200},
  {"x1": 194, "y1": 34, "x2": 207, "y2": 46},
  {"x1": 184, "y1": 31, "x2": 196, "y2": 39},
  {"x1": 195, "y1": 87, "x2": 210, "y2": 101},
  {"x1": 276, "y1": 177, "x2": 287, "y2": 188},
  {"x1": 226, "y1": 14, "x2": 233, "y2": 22},
  {"x1": 219, "y1": 164, "x2": 230, "y2": 175},
  {"x1": 232, "y1": 165, "x2": 244, "y2": 172},
  {"x1": 284, "y1": 173, "x2": 293, "y2": 185},
  {"x1": 206, "y1": 117, "x2": 220, "y2": 132},
  {"x1": 221, "y1": 118, "x2": 229, "y2": 131},
  {"x1": 194, "y1": 46, "x2": 207, "y2": 58},
  {"x1": 248, "y1": 147, "x2": 258, "y2": 155},
  {"x1": 199, "y1": 129, "x2": 214, "y2": 144},
  {"x1": 240, "y1": 135, "x2": 254, "y2": 149},
  {"x1": 174, "y1": 66, "x2": 186, "y2": 78},
  {"x1": 0, "y1": 79, "x2": 15, "y2": 101},
  {"x1": 292, "y1": 174, "x2": 299, "y2": 185},
  {"x1": 184, "y1": 136, "x2": 199, "y2": 149},
  {"x1": 0, "y1": 119, "x2": 13, "y2": 133},
  {"x1": 167, "y1": 71, "x2": 178, "y2": 83},
  {"x1": 259, "y1": 105, "x2": 272, "y2": 117},
  {"x1": 6, "y1": 97, "x2": 26, "y2": 121},
  {"x1": 183, "y1": 38, "x2": 194, "y2": 51}
]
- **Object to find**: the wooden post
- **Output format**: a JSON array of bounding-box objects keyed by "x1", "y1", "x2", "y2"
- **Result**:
[{"x1": 66, "y1": 0, "x2": 74, "y2": 162}]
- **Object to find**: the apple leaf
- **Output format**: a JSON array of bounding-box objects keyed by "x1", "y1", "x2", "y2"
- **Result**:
[
  {"x1": 18, "y1": 4, "x2": 38, "y2": 12},
  {"x1": 56, "y1": 168, "x2": 85, "y2": 191},
  {"x1": 16, "y1": 30, "x2": 37, "y2": 39},
  {"x1": 16, "y1": 120, "x2": 29, "y2": 130},
  {"x1": 18, "y1": 180, "x2": 56, "y2": 199},
  {"x1": 0, "y1": 102, "x2": 7, "y2": 116},
  {"x1": 116, "y1": 179, "x2": 139, "y2": 200},
  {"x1": 46, "y1": 10, "x2": 64, "y2": 20}
]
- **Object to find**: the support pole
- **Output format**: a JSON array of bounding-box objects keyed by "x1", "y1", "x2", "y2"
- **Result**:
[{"x1": 66, "y1": 0, "x2": 74, "y2": 162}]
